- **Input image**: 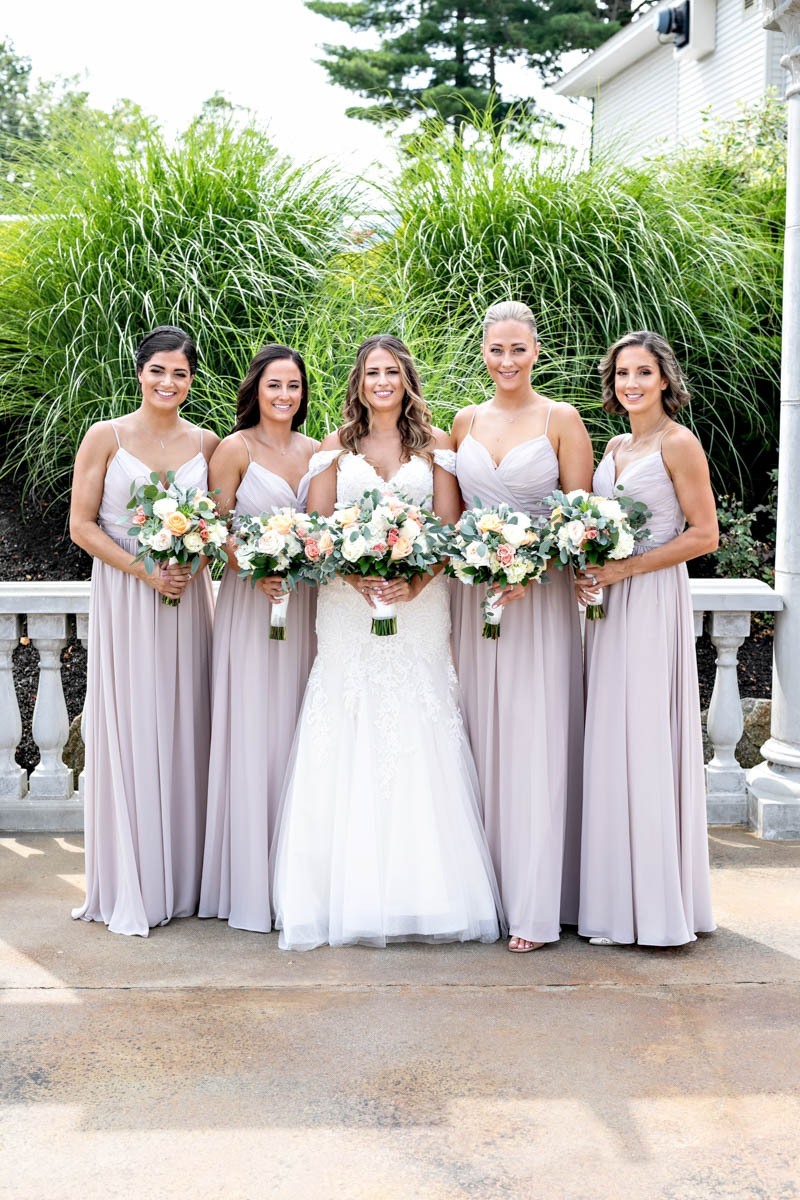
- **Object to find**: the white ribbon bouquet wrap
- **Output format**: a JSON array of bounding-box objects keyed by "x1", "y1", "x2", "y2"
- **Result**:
[{"x1": 232, "y1": 508, "x2": 324, "y2": 641}]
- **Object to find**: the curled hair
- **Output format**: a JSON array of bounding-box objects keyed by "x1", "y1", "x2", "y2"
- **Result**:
[
  {"x1": 482, "y1": 300, "x2": 539, "y2": 343},
  {"x1": 136, "y1": 326, "x2": 198, "y2": 375},
  {"x1": 233, "y1": 345, "x2": 309, "y2": 432},
  {"x1": 599, "y1": 331, "x2": 691, "y2": 415},
  {"x1": 339, "y1": 335, "x2": 433, "y2": 463}
]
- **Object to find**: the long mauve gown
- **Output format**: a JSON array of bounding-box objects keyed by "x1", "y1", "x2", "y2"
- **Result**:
[
  {"x1": 452, "y1": 408, "x2": 584, "y2": 945},
  {"x1": 578, "y1": 444, "x2": 715, "y2": 946},
  {"x1": 73, "y1": 426, "x2": 214, "y2": 937},
  {"x1": 199, "y1": 442, "x2": 316, "y2": 933}
]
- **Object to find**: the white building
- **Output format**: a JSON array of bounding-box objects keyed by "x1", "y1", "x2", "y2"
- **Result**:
[{"x1": 552, "y1": 0, "x2": 784, "y2": 158}]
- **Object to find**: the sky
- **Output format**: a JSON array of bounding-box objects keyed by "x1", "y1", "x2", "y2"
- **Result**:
[{"x1": 2, "y1": 0, "x2": 591, "y2": 170}]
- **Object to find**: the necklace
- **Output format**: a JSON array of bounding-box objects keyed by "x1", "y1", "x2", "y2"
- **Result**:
[
  {"x1": 137, "y1": 422, "x2": 181, "y2": 450},
  {"x1": 630, "y1": 413, "x2": 670, "y2": 447}
]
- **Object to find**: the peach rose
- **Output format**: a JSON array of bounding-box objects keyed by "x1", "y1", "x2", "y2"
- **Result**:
[
  {"x1": 318, "y1": 529, "x2": 334, "y2": 556},
  {"x1": 305, "y1": 539, "x2": 321, "y2": 561},
  {"x1": 478, "y1": 512, "x2": 503, "y2": 534},
  {"x1": 497, "y1": 543, "x2": 515, "y2": 567},
  {"x1": 165, "y1": 511, "x2": 191, "y2": 536},
  {"x1": 269, "y1": 512, "x2": 295, "y2": 536},
  {"x1": 390, "y1": 535, "x2": 413, "y2": 561}
]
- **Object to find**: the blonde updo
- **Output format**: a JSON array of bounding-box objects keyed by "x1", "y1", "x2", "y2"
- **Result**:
[{"x1": 482, "y1": 301, "x2": 539, "y2": 343}]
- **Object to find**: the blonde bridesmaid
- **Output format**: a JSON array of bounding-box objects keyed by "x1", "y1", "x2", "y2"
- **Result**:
[{"x1": 451, "y1": 301, "x2": 593, "y2": 952}]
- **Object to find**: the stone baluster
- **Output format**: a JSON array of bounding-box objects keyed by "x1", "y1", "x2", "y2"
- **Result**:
[
  {"x1": 0, "y1": 614, "x2": 26, "y2": 801},
  {"x1": 75, "y1": 612, "x2": 89, "y2": 801},
  {"x1": 705, "y1": 611, "x2": 750, "y2": 825},
  {"x1": 27, "y1": 613, "x2": 73, "y2": 801},
  {"x1": 693, "y1": 609, "x2": 704, "y2": 640}
]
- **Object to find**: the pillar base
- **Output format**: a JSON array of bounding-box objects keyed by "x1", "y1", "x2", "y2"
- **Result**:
[
  {"x1": 706, "y1": 791, "x2": 749, "y2": 826},
  {"x1": 0, "y1": 796, "x2": 84, "y2": 833},
  {"x1": 747, "y1": 760, "x2": 800, "y2": 839}
]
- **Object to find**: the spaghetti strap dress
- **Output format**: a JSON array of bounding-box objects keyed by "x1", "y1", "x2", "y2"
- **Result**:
[
  {"x1": 578, "y1": 442, "x2": 715, "y2": 946},
  {"x1": 199, "y1": 438, "x2": 316, "y2": 933},
  {"x1": 73, "y1": 425, "x2": 214, "y2": 936},
  {"x1": 452, "y1": 407, "x2": 584, "y2": 944}
]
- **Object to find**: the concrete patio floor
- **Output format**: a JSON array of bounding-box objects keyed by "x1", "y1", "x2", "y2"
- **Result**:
[{"x1": 1, "y1": 829, "x2": 799, "y2": 1200}]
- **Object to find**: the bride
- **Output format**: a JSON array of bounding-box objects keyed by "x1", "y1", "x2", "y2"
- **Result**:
[{"x1": 271, "y1": 334, "x2": 504, "y2": 950}]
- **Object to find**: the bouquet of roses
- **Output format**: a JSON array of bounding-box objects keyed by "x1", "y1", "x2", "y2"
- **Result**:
[
  {"x1": 543, "y1": 488, "x2": 651, "y2": 619},
  {"x1": 232, "y1": 508, "x2": 333, "y2": 641},
  {"x1": 127, "y1": 471, "x2": 228, "y2": 606},
  {"x1": 445, "y1": 502, "x2": 553, "y2": 639},
  {"x1": 326, "y1": 488, "x2": 449, "y2": 635}
]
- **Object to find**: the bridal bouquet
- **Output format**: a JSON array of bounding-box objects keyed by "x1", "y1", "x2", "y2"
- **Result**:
[
  {"x1": 326, "y1": 489, "x2": 448, "y2": 635},
  {"x1": 232, "y1": 508, "x2": 329, "y2": 640},
  {"x1": 544, "y1": 488, "x2": 651, "y2": 619},
  {"x1": 445, "y1": 503, "x2": 553, "y2": 639},
  {"x1": 127, "y1": 472, "x2": 228, "y2": 606}
]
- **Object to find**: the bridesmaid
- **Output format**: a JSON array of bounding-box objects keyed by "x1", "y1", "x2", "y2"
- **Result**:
[
  {"x1": 199, "y1": 345, "x2": 318, "y2": 933},
  {"x1": 70, "y1": 325, "x2": 219, "y2": 936},
  {"x1": 451, "y1": 301, "x2": 594, "y2": 952},
  {"x1": 575, "y1": 331, "x2": 718, "y2": 947}
]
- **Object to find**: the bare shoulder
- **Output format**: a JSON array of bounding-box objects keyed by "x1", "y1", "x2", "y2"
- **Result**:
[
  {"x1": 430, "y1": 425, "x2": 454, "y2": 451},
  {"x1": 548, "y1": 400, "x2": 587, "y2": 430},
  {"x1": 451, "y1": 405, "x2": 478, "y2": 443},
  {"x1": 662, "y1": 422, "x2": 708, "y2": 467},
  {"x1": 77, "y1": 419, "x2": 119, "y2": 457},
  {"x1": 299, "y1": 433, "x2": 320, "y2": 455},
  {"x1": 200, "y1": 426, "x2": 221, "y2": 458},
  {"x1": 318, "y1": 431, "x2": 343, "y2": 453},
  {"x1": 211, "y1": 431, "x2": 249, "y2": 466}
]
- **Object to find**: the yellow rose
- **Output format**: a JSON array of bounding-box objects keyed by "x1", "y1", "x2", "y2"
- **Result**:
[
  {"x1": 477, "y1": 512, "x2": 503, "y2": 534},
  {"x1": 268, "y1": 512, "x2": 295, "y2": 535},
  {"x1": 336, "y1": 505, "x2": 360, "y2": 527},
  {"x1": 165, "y1": 511, "x2": 191, "y2": 536},
  {"x1": 319, "y1": 529, "x2": 334, "y2": 555}
]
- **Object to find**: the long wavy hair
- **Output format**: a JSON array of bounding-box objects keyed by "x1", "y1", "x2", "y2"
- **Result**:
[
  {"x1": 599, "y1": 331, "x2": 691, "y2": 415},
  {"x1": 233, "y1": 344, "x2": 309, "y2": 432},
  {"x1": 339, "y1": 335, "x2": 433, "y2": 463}
]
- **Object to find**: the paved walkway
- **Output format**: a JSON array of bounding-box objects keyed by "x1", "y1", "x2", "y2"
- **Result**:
[{"x1": 1, "y1": 829, "x2": 799, "y2": 1200}]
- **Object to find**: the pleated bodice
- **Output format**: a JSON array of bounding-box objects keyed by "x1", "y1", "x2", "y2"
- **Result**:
[
  {"x1": 455, "y1": 434, "x2": 559, "y2": 515},
  {"x1": 593, "y1": 447, "x2": 685, "y2": 548},
  {"x1": 98, "y1": 448, "x2": 209, "y2": 546}
]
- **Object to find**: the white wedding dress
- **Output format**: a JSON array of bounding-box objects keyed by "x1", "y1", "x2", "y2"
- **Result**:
[{"x1": 271, "y1": 449, "x2": 504, "y2": 950}]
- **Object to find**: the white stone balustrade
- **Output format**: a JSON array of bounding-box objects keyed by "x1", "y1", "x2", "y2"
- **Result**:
[{"x1": 0, "y1": 577, "x2": 785, "y2": 833}]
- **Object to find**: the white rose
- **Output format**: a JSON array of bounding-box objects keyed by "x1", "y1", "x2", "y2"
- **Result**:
[
  {"x1": 148, "y1": 529, "x2": 173, "y2": 552},
  {"x1": 152, "y1": 497, "x2": 178, "y2": 519},
  {"x1": 557, "y1": 520, "x2": 586, "y2": 551},
  {"x1": 235, "y1": 546, "x2": 255, "y2": 570},
  {"x1": 609, "y1": 530, "x2": 635, "y2": 559},
  {"x1": 453, "y1": 563, "x2": 473, "y2": 583},
  {"x1": 183, "y1": 531, "x2": 205, "y2": 554},
  {"x1": 206, "y1": 521, "x2": 227, "y2": 547},
  {"x1": 464, "y1": 542, "x2": 489, "y2": 567},
  {"x1": 595, "y1": 497, "x2": 623, "y2": 521},
  {"x1": 402, "y1": 518, "x2": 422, "y2": 542},
  {"x1": 565, "y1": 489, "x2": 590, "y2": 504},
  {"x1": 500, "y1": 521, "x2": 527, "y2": 548},
  {"x1": 258, "y1": 530, "x2": 284, "y2": 556},
  {"x1": 368, "y1": 508, "x2": 392, "y2": 536},
  {"x1": 341, "y1": 533, "x2": 367, "y2": 562}
]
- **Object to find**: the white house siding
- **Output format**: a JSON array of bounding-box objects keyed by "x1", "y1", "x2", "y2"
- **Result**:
[{"x1": 591, "y1": 0, "x2": 784, "y2": 158}]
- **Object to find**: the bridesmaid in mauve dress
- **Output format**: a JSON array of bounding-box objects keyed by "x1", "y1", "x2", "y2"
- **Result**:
[
  {"x1": 70, "y1": 326, "x2": 220, "y2": 936},
  {"x1": 199, "y1": 345, "x2": 317, "y2": 933},
  {"x1": 451, "y1": 301, "x2": 594, "y2": 952},
  {"x1": 575, "y1": 331, "x2": 718, "y2": 947}
]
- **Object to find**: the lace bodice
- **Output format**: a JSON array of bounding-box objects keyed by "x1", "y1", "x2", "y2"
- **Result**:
[{"x1": 308, "y1": 449, "x2": 455, "y2": 509}]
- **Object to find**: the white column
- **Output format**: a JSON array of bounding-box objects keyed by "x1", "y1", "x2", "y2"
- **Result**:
[
  {"x1": 706, "y1": 612, "x2": 749, "y2": 825},
  {"x1": 749, "y1": 0, "x2": 800, "y2": 838},
  {"x1": 0, "y1": 614, "x2": 26, "y2": 801},
  {"x1": 27, "y1": 613, "x2": 73, "y2": 800}
]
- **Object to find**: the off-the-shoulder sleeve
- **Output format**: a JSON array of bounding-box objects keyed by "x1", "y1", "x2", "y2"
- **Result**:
[
  {"x1": 433, "y1": 448, "x2": 457, "y2": 475},
  {"x1": 307, "y1": 449, "x2": 339, "y2": 478}
]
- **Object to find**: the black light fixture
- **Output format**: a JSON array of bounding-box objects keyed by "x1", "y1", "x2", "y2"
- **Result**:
[{"x1": 656, "y1": 1, "x2": 690, "y2": 49}]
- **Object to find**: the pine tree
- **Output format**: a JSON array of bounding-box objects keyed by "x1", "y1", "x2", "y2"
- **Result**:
[{"x1": 305, "y1": 0, "x2": 628, "y2": 131}]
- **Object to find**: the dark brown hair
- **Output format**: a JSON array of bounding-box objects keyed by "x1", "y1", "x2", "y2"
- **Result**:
[
  {"x1": 339, "y1": 334, "x2": 433, "y2": 463},
  {"x1": 233, "y1": 345, "x2": 309, "y2": 432},
  {"x1": 136, "y1": 326, "x2": 197, "y2": 375},
  {"x1": 599, "y1": 331, "x2": 691, "y2": 415}
]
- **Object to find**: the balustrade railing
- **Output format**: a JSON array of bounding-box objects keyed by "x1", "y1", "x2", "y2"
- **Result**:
[{"x1": 0, "y1": 578, "x2": 783, "y2": 833}]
